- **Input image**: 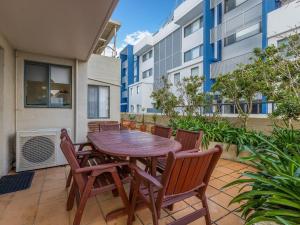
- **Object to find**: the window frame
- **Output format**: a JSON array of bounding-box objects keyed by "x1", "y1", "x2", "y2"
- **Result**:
[
  {"x1": 184, "y1": 16, "x2": 203, "y2": 38},
  {"x1": 142, "y1": 50, "x2": 153, "y2": 62},
  {"x1": 142, "y1": 68, "x2": 153, "y2": 79},
  {"x1": 24, "y1": 60, "x2": 72, "y2": 109},
  {"x1": 184, "y1": 45, "x2": 203, "y2": 62},
  {"x1": 87, "y1": 85, "x2": 110, "y2": 119},
  {"x1": 224, "y1": 0, "x2": 248, "y2": 13},
  {"x1": 191, "y1": 67, "x2": 199, "y2": 77},
  {"x1": 174, "y1": 72, "x2": 181, "y2": 84},
  {"x1": 224, "y1": 22, "x2": 261, "y2": 47}
]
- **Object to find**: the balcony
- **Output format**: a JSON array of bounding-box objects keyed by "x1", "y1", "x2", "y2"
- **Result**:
[
  {"x1": 0, "y1": 159, "x2": 251, "y2": 225},
  {"x1": 210, "y1": 52, "x2": 253, "y2": 78},
  {"x1": 210, "y1": 2, "x2": 262, "y2": 43}
]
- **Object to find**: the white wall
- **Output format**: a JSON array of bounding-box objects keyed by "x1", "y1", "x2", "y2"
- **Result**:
[
  {"x1": 16, "y1": 52, "x2": 76, "y2": 140},
  {"x1": 0, "y1": 34, "x2": 16, "y2": 176},
  {"x1": 128, "y1": 82, "x2": 153, "y2": 113},
  {"x1": 139, "y1": 48, "x2": 154, "y2": 83},
  {"x1": 268, "y1": 0, "x2": 300, "y2": 46},
  {"x1": 182, "y1": 20, "x2": 203, "y2": 55},
  {"x1": 168, "y1": 61, "x2": 204, "y2": 94},
  {"x1": 77, "y1": 54, "x2": 121, "y2": 142}
]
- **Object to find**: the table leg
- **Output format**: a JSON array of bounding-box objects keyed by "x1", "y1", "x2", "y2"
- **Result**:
[{"x1": 150, "y1": 157, "x2": 157, "y2": 176}]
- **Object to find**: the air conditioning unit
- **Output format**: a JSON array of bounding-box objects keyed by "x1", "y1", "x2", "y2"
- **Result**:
[{"x1": 16, "y1": 128, "x2": 70, "y2": 172}]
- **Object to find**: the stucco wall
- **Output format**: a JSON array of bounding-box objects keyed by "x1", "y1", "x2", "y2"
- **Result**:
[
  {"x1": 15, "y1": 52, "x2": 76, "y2": 139},
  {"x1": 0, "y1": 34, "x2": 16, "y2": 176},
  {"x1": 75, "y1": 54, "x2": 121, "y2": 142}
]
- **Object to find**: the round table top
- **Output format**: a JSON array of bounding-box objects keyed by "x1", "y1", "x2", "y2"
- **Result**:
[{"x1": 87, "y1": 130, "x2": 182, "y2": 158}]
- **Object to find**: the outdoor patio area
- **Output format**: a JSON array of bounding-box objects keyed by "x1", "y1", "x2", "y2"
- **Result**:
[{"x1": 0, "y1": 159, "x2": 255, "y2": 225}]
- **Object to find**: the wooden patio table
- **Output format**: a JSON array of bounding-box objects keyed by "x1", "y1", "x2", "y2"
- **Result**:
[{"x1": 87, "y1": 130, "x2": 182, "y2": 220}]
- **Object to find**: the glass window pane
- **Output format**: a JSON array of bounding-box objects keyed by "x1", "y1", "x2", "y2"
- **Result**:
[
  {"x1": 25, "y1": 62, "x2": 49, "y2": 106},
  {"x1": 98, "y1": 86, "x2": 109, "y2": 118},
  {"x1": 88, "y1": 86, "x2": 98, "y2": 118},
  {"x1": 191, "y1": 67, "x2": 199, "y2": 76},
  {"x1": 174, "y1": 73, "x2": 180, "y2": 84},
  {"x1": 50, "y1": 65, "x2": 72, "y2": 107}
]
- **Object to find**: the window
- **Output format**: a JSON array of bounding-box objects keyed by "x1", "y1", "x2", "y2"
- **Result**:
[
  {"x1": 130, "y1": 105, "x2": 134, "y2": 113},
  {"x1": 184, "y1": 17, "x2": 203, "y2": 37},
  {"x1": 87, "y1": 85, "x2": 110, "y2": 119},
  {"x1": 184, "y1": 45, "x2": 203, "y2": 62},
  {"x1": 224, "y1": 22, "x2": 261, "y2": 46},
  {"x1": 224, "y1": 0, "x2": 247, "y2": 13},
  {"x1": 142, "y1": 68, "x2": 153, "y2": 79},
  {"x1": 137, "y1": 86, "x2": 140, "y2": 94},
  {"x1": 191, "y1": 67, "x2": 199, "y2": 77},
  {"x1": 174, "y1": 73, "x2": 180, "y2": 84},
  {"x1": 24, "y1": 61, "x2": 72, "y2": 108},
  {"x1": 130, "y1": 88, "x2": 133, "y2": 96},
  {"x1": 142, "y1": 50, "x2": 153, "y2": 62},
  {"x1": 137, "y1": 104, "x2": 142, "y2": 113}
]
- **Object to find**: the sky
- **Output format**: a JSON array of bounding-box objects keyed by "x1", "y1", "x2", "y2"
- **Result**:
[{"x1": 111, "y1": 0, "x2": 183, "y2": 53}]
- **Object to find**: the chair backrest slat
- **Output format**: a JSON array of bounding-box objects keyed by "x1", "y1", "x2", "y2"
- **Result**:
[
  {"x1": 88, "y1": 121, "x2": 119, "y2": 133},
  {"x1": 175, "y1": 129, "x2": 203, "y2": 151},
  {"x1": 162, "y1": 146, "x2": 222, "y2": 198},
  {"x1": 100, "y1": 123, "x2": 121, "y2": 132},
  {"x1": 153, "y1": 125, "x2": 172, "y2": 139}
]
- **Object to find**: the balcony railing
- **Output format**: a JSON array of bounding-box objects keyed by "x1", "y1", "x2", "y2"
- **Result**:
[{"x1": 174, "y1": 101, "x2": 275, "y2": 115}]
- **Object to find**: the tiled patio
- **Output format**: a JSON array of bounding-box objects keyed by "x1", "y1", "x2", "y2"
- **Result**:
[{"x1": 0, "y1": 159, "x2": 255, "y2": 225}]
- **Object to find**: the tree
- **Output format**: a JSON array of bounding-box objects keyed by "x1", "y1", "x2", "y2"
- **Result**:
[
  {"x1": 255, "y1": 33, "x2": 300, "y2": 127},
  {"x1": 212, "y1": 63, "x2": 265, "y2": 128},
  {"x1": 151, "y1": 76, "x2": 180, "y2": 118},
  {"x1": 176, "y1": 76, "x2": 206, "y2": 117}
]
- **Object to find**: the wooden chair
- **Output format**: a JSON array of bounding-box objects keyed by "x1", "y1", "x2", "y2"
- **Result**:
[
  {"x1": 88, "y1": 121, "x2": 119, "y2": 133},
  {"x1": 100, "y1": 123, "x2": 121, "y2": 131},
  {"x1": 152, "y1": 125, "x2": 172, "y2": 139},
  {"x1": 156, "y1": 129, "x2": 203, "y2": 173},
  {"x1": 60, "y1": 135, "x2": 130, "y2": 225},
  {"x1": 140, "y1": 125, "x2": 173, "y2": 172},
  {"x1": 127, "y1": 146, "x2": 223, "y2": 225},
  {"x1": 61, "y1": 129, "x2": 101, "y2": 188}
]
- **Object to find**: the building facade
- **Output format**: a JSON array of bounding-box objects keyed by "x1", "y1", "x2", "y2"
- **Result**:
[{"x1": 121, "y1": 0, "x2": 299, "y2": 115}]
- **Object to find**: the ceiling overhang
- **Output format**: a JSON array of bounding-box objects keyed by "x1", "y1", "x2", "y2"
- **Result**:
[
  {"x1": 174, "y1": 2, "x2": 203, "y2": 26},
  {"x1": 0, "y1": 0, "x2": 119, "y2": 61}
]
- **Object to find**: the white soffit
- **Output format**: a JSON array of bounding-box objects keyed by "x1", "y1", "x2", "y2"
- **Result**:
[{"x1": 0, "y1": 0, "x2": 118, "y2": 61}]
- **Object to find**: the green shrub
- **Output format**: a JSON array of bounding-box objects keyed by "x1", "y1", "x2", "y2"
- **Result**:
[
  {"x1": 225, "y1": 128, "x2": 300, "y2": 225},
  {"x1": 169, "y1": 116, "x2": 265, "y2": 154}
]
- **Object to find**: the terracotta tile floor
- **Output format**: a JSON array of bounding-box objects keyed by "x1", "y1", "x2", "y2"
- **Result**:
[{"x1": 0, "y1": 159, "x2": 254, "y2": 225}]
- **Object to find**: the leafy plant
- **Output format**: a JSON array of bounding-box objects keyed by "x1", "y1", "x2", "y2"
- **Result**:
[
  {"x1": 151, "y1": 76, "x2": 180, "y2": 118},
  {"x1": 224, "y1": 129, "x2": 300, "y2": 225},
  {"x1": 212, "y1": 62, "x2": 265, "y2": 128},
  {"x1": 128, "y1": 114, "x2": 136, "y2": 121},
  {"x1": 152, "y1": 113, "x2": 158, "y2": 124},
  {"x1": 176, "y1": 76, "x2": 205, "y2": 117},
  {"x1": 169, "y1": 116, "x2": 264, "y2": 154}
]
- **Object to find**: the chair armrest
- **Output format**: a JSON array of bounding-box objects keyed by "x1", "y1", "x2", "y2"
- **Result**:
[
  {"x1": 74, "y1": 161, "x2": 129, "y2": 175},
  {"x1": 130, "y1": 164, "x2": 163, "y2": 189},
  {"x1": 183, "y1": 149, "x2": 199, "y2": 153}
]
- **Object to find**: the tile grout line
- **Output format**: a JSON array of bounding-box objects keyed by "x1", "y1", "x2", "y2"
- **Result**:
[{"x1": 32, "y1": 169, "x2": 47, "y2": 225}]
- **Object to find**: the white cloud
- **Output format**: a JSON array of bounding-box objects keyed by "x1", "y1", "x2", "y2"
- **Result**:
[
  {"x1": 102, "y1": 30, "x2": 152, "y2": 57},
  {"x1": 123, "y1": 30, "x2": 152, "y2": 46}
]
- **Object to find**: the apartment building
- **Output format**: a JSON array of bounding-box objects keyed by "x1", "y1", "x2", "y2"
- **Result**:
[{"x1": 120, "y1": 0, "x2": 299, "y2": 115}]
